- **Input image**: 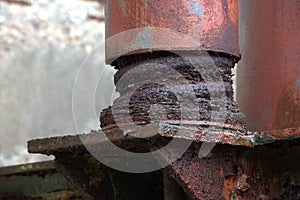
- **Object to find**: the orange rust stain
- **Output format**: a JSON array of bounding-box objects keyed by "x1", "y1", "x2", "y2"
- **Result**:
[
  {"x1": 228, "y1": 0, "x2": 238, "y2": 24},
  {"x1": 106, "y1": 0, "x2": 240, "y2": 60}
]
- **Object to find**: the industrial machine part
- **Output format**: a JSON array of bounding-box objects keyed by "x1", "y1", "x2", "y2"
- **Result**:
[
  {"x1": 237, "y1": 0, "x2": 300, "y2": 132},
  {"x1": 102, "y1": 0, "x2": 246, "y2": 149},
  {"x1": 28, "y1": 131, "x2": 300, "y2": 199},
  {"x1": 0, "y1": 161, "x2": 82, "y2": 199},
  {"x1": 105, "y1": 0, "x2": 240, "y2": 61},
  {"x1": 26, "y1": 0, "x2": 300, "y2": 199}
]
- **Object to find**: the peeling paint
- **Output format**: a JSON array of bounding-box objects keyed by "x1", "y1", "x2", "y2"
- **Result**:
[
  {"x1": 190, "y1": 0, "x2": 204, "y2": 16},
  {"x1": 132, "y1": 27, "x2": 154, "y2": 50},
  {"x1": 250, "y1": 133, "x2": 275, "y2": 146},
  {"x1": 296, "y1": 76, "x2": 300, "y2": 87},
  {"x1": 119, "y1": 0, "x2": 127, "y2": 14}
]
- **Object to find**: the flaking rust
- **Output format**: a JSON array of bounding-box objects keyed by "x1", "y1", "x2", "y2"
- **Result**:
[
  {"x1": 160, "y1": 140, "x2": 300, "y2": 200},
  {"x1": 26, "y1": 0, "x2": 300, "y2": 199},
  {"x1": 98, "y1": 50, "x2": 247, "y2": 200},
  {"x1": 100, "y1": 1, "x2": 246, "y2": 199},
  {"x1": 100, "y1": 51, "x2": 246, "y2": 142},
  {"x1": 27, "y1": 128, "x2": 300, "y2": 199},
  {"x1": 103, "y1": 0, "x2": 245, "y2": 145},
  {"x1": 164, "y1": 152, "x2": 241, "y2": 200}
]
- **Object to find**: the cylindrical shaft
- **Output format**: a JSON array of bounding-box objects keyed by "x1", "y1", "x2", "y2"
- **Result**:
[{"x1": 237, "y1": 0, "x2": 300, "y2": 131}]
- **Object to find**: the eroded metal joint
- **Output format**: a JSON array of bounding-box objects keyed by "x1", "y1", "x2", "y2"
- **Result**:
[{"x1": 100, "y1": 51, "x2": 246, "y2": 143}]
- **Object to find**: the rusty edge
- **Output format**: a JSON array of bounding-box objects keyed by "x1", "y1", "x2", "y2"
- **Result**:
[
  {"x1": 27, "y1": 127, "x2": 300, "y2": 155},
  {"x1": 0, "y1": 161, "x2": 55, "y2": 176},
  {"x1": 0, "y1": 0, "x2": 32, "y2": 6}
]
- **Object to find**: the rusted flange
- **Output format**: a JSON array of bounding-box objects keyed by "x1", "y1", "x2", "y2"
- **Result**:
[
  {"x1": 101, "y1": 51, "x2": 246, "y2": 144},
  {"x1": 104, "y1": 0, "x2": 244, "y2": 146}
]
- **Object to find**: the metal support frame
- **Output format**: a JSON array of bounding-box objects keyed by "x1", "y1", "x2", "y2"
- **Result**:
[{"x1": 26, "y1": 0, "x2": 300, "y2": 199}]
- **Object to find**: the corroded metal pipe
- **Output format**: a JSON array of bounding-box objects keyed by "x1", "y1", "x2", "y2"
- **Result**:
[
  {"x1": 24, "y1": 1, "x2": 300, "y2": 199},
  {"x1": 103, "y1": 0, "x2": 246, "y2": 141},
  {"x1": 102, "y1": 2, "x2": 245, "y2": 199},
  {"x1": 105, "y1": 0, "x2": 240, "y2": 62},
  {"x1": 237, "y1": 0, "x2": 300, "y2": 131}
]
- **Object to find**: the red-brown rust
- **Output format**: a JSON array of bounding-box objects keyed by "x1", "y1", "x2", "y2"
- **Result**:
[
  {"x1": 27, "y1": 130, "x2": 300, "y2": 199},
  {"x1": 105, "y1": 0, "x2": 240, "y2": 62},
  {"x1": 260, "y1": 127, "x2": 300, "y2": 140},
  {"x1": 237, "y1": 0, "x2": 300, "y2": 131},
  {"x1": 101, "y1": 52, "x2": 246, "y2": 138},
  {"x1": 165, "y1": 152, "x2": 241, "y2": 200},
  {"x1": 27, "y1": 127, "x2": 300, "y2": 159}
]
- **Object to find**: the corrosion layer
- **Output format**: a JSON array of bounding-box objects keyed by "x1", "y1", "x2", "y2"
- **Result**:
[
  {"x1": 27, "y1": 129, "x2": 300, "y2": 199},
  {"x1": 105, "y1": 0, "x2": 239, "y2": 62},
  {"x1": 101, "y1": 52, "x2": 246, "y2": 142},
  {"x1": 237, "y1": 0, "x2": 300, "y2": 131}
]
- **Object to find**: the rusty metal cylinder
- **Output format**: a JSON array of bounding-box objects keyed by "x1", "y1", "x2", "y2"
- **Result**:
[
  {"x1": 237, "y1": 0, "x2": 300, "y2": 131},
  {"x1": 102, "y1": 0, "x2": 246, "y2": 141},
  {"x1": 105, "y1": 0, "x2": 240, "y2": 63}
]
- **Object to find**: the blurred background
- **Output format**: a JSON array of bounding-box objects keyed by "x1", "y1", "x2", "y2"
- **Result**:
[{"x1": 0, "y1": 0, "x2": 116, "y2": 166}]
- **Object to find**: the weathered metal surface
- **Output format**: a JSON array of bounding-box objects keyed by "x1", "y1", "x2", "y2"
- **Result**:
[
  {"x1": 27, "y1": 125, "x2": 299, "y2": 198},
  {"x1": 166, "y1": 152, "x2": 241, "y2": 200},
  {"x1": 28, "y1": 133, "x2": 164, "y2": 199},
  {"x1": 105, "y1": 0, "x2": 240, "y2": 62},
  {"x1": 0, "y1": 161, "x2": 82, "y2": 199},
  {"x1": 54, "y1": 153, "x2": 164, "y2": 200},
  {"x1": 28, "y1": 129, "x2": 171, "y2": 155},
  {"x1": 28, "y1": 127, "x2": 300, "y2": 158},
  {"x1": 163, "y1": 171, "x2": 186, "y2": 200},
  {"x1": 0, "y1": 161, "x2": 54, "y2": 176},
  {"x1": 54, "y1": 153, "x2": 108, "y2": 200},
  {"x1": 162, "y1": 140, "x2": 300, "y2": 200},
  {"x1": 237, "y1": 0, "x2": 300, "y2": 131},
  {"x1": 24, "y1": 2, "x2": 300, "y2": 199},
  {"x1": 101, "y1": 52, "x2": 246, "y2": 143},
  {"x1": 28, "y1": 132, "x2": 300, "y2": 199}
]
